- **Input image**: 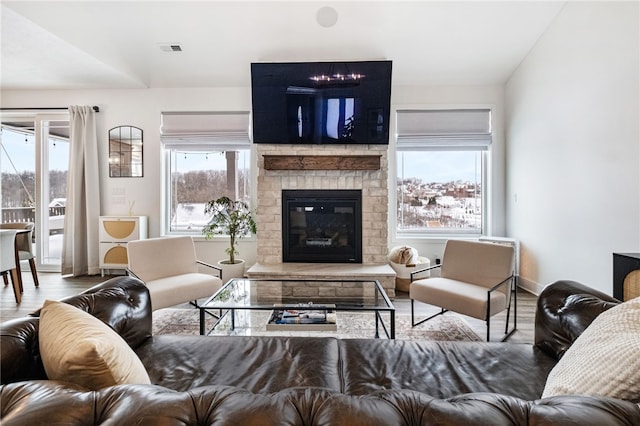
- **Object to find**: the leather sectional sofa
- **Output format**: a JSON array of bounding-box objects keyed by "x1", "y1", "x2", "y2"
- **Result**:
[{"x1": 1, "y1": 276, "x2": 639, "y2": 425}]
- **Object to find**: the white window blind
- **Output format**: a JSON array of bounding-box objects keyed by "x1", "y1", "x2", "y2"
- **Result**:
[
  {"x1": 396, "y1": 109, "x2": 492, "y2": 151},
  {"x1": 160, "y1": 111, "x2": 250, "y2": 151}
]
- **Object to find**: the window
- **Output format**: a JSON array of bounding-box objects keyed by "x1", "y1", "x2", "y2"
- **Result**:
[
  {"x1": 1, "y1": 115, "x2": 70, "y2": 270},
  {"x1": 395, "y1": 109, "x2": 491, "y2": 236},
  {"x1": 161, "y1": 112, "x2": 251, "y2": 234}
]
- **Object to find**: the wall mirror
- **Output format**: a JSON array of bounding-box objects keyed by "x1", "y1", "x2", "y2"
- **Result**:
[{"x1": 109, "y1": 125, "x2": 143, "y2": 177}]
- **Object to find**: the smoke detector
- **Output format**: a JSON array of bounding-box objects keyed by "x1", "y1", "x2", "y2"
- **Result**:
[{"x1": 316, "y1": 6, "x2": 338, "y2": 28}]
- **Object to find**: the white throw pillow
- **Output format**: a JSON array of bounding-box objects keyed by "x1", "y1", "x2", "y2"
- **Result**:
[
  {"x1": 542, "y1": 296, "x2": 640, "y2": 401},
  {"x1": 39, "y1": 300, "x2": 151, "y2": 390}
]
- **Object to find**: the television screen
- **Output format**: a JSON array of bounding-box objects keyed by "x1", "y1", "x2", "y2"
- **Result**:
[{"x1": 251, "y1": 60, "x2": 392, "y2": 144}]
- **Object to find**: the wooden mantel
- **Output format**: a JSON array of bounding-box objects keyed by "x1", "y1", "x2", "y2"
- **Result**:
[{"x1": 263, "y1": 155, "x2": 381, "y2": 171}]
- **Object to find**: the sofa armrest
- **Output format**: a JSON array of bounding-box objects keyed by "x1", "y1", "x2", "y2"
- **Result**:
[
  {"x1": 1, "y1": 276, "x2": 152, "y2": 385},
  {"x1": 70, "y1": 275, "x2": 153, "y2": 348},
  {"x1": 534, "y1": 280, "x2": 619, "y2": 360},
  {"x1": 0, "y1": 317, "x2": 46, "y2": 384}
]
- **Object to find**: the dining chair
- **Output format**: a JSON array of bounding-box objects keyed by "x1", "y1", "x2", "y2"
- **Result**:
[
  {"x1": 0, "y1": 229, "x2": 22, "y2": 303},
  {"x1": 0, "y1": 222, "x2": 39, "y2": 288}
]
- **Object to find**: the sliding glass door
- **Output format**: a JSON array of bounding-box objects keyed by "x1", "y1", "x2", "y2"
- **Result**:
[{"x1": 0, "y1": 114, "x2": 69, "y2": 271}]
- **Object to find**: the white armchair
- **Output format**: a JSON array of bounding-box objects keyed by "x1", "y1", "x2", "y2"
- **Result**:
[
  {"x1": 127, "y1": 236, "x2": 223, "y2": 311},
  {"x1": 410, "y1": 239, "x2": 516, "y2": 341}
]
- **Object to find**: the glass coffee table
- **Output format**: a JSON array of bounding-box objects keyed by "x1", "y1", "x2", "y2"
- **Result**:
[{"x1": 199, "y1": 278, "x2": 395, "y2": 339}]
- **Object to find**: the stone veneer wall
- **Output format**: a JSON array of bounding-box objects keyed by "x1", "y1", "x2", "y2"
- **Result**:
[{"x1": 255, "y1": 144, "x2": 389, "y2": 265}]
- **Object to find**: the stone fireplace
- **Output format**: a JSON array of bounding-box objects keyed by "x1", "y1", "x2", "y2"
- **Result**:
[
  {"x1": 254, "y1": 144, "x2": 389, "y2": 265},
  {"x1": 249, "y1": 144, "x2": 395, "y2": 297}
]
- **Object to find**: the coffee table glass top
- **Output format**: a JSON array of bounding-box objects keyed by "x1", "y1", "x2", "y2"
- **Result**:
[
  {"x1": 199, "y1": 278, "x2": 395, "y2": 338},
  {"x1": 201, "y1": 278, "x2": 394, "y2": 311}
]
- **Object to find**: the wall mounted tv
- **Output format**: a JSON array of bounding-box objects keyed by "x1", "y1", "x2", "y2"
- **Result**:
[{"x1": 251, "y1": 60, "x2": 392, "y2": 145}]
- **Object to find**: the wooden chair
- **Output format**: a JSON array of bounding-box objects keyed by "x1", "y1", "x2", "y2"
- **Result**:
[
  {"x1": 410, "y1": 240, "x2": 516, "y2": 341},
  {"x1": 127, "y1": 236, "x2": 223, "y2": 311}
]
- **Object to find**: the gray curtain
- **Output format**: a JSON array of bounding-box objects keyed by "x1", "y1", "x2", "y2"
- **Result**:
[{"x1": 61, "y1": 106, "x2": 100, "y2": 276}]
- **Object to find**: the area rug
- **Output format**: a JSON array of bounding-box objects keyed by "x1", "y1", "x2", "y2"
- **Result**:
[{"x1": 152, "y1": 309, "x2": 482, "y2": 342}]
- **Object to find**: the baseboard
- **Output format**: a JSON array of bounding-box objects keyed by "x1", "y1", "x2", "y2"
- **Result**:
[{"x1": 517, "y1": 276, "x2": 544, "y2": 296}]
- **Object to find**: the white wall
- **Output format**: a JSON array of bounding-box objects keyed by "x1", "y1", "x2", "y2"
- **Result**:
[
  {"x1": 5, "y1": 3, "x2": 635, "y2": 292},
  {"x1": 0, "y1": 87, "x2": 255, "y2": 266},
  {"x1": 505, "y1": 2, "x2": 640, "y2": 294},
  {"x1": 2, "y1": 84, "x2": 505, "y2": 269}
]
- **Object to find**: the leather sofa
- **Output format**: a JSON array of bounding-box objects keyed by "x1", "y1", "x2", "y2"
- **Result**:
[{"x1": 1, "y1": 276, "x2": 639, "y2": 425}]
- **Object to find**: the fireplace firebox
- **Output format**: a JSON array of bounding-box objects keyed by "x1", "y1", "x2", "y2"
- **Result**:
[{"x1": 282, "y1": 190, "x2": 362, "y2": 263}]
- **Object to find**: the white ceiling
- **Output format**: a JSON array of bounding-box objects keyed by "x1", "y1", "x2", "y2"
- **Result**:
[{"x1": 1, "y1": 1, "x2": 566, "y2": 90}]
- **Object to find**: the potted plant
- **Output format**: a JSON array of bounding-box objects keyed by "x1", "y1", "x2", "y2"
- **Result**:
[{"x1": 202, "y1": 196, "x2": 257, "y2": 280}]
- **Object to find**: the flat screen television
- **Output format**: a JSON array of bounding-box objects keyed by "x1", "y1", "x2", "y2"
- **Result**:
[{"x1": 251, "y1": 60, "x2": 392, "y2": 145}]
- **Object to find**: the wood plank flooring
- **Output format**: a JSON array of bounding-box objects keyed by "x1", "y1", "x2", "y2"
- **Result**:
[
  {"x1": 2, "y1": 271, "x2": 538, "y2": 344},
  {"x1": 1, "y1": 272, "x2": 105, "y2": 322}
]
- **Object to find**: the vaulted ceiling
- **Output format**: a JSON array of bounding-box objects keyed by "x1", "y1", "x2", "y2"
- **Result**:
[{"x1": 1, "y1": 1, "x2": 566, "y2": 90}]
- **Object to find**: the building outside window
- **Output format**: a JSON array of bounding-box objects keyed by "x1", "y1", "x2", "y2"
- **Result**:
[
  {"x1": 160, "y1": 111, "x2": 251, "y2": 234},
  {"x1": 395, "y1": 108, "x2": 491, "y2": 237}
]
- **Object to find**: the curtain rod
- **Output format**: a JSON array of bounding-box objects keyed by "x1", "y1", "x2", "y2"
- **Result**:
[{"x1": 0, "y1": 106, "x2": 100, "y2": 112}]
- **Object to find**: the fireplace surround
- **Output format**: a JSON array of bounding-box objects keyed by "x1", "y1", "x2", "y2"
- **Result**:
[
  {"x1": 250, "y1": 144, "x2": 395, "y2": 296},
  {"x1": 254, "y1": 144, "x2": 389, "y2": 265},
  {"x1": 282, "y1": 189, "x2": 362, "y2": 263}
]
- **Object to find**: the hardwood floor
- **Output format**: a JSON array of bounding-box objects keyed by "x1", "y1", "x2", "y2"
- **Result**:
[
  {"x1": 1, "y1": 272, "x2": 105, "y2": 322},
  {"x1": 2, "y1": 271, "x2": 538, "y2": 344}
]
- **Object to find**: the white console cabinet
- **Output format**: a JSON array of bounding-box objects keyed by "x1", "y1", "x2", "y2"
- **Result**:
[{"x1": 99, "y1": 216, "x2": 148, "y2": 276}]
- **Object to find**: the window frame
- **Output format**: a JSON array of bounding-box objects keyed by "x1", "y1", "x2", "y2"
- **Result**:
[
  {"x1": 162, "y1": 147, "x2": 252, "y2": 237},
  {"x1": 391, "y1": 106, "x2": 493, "y2": 241},
  {"x1": 159, "y1": 111, "x2": 253, "y2": 237}
]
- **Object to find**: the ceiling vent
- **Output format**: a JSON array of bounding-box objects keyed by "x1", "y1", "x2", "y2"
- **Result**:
[{"x1": 159, "y1": 43, "x2": 183, "y2": 52}]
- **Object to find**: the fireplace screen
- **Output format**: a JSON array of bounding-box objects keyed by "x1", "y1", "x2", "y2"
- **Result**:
[{"x1": 282, "y1": 190, "x2": 362, "y2": 263}]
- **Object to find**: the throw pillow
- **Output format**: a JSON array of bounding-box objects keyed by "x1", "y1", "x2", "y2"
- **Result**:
[
  {"x1": 542, "y1": 296, "x2": 640, "y2": 401},
  {"x1": 388, "y1": 245, "x2": 419, "y2": 265},
  {"x1": 39, "y1": 299, "x2": 151, "y2": 390}
]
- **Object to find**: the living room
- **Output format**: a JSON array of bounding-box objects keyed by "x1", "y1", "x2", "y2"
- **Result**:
[
  {"x1": 2, "y1": 2, "x2": 640, "y2": 423},
  {"x1": 1, "y1": 1, "x2": 638, "y2": 300}
]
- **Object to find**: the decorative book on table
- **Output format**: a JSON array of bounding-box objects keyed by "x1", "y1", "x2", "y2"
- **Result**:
[{"x1": 266, "y1": 303, "x2": 337, "y2": 331}]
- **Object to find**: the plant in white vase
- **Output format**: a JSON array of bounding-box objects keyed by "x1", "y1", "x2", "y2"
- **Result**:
[{"x1": 202, "y1": 196, "x2": 256, "y2": 278}]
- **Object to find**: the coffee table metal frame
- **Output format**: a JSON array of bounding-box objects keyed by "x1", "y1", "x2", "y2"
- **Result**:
[{"x1": 198, "y1": 278, "x2": 395, "y2": 339}]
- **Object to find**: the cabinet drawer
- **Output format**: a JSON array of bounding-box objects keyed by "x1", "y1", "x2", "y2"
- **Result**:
[
  {"x1": 99, "y1": 216, "x2": 146, "y2": 242},
  {"x1": 99, "y1": 242, "x2": 129, "y2": 268}
]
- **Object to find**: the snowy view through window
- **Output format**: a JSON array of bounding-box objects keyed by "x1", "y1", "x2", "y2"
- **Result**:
[
  {"x1": 168, "y1": 150, "x2": 250, "y2": 233},
  {"x1": 397, "y1": 150, "x2": 483, "y2": 235}
]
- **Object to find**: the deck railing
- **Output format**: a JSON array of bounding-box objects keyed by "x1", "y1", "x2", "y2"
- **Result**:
[{"x1": 1, "y1": 206, "x2": 65, "y2": 227}]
